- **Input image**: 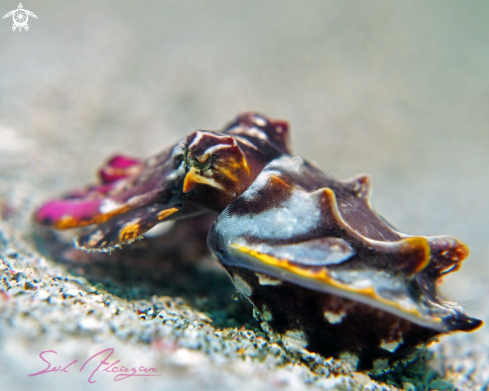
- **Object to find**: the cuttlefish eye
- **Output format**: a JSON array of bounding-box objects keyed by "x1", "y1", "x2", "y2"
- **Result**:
[
  {"x1": 182, "y1": 150, "x2": 219, "y2": 194},
  {"x1": 181, "y1": 131, "x2": 252, "y2": 196},
  {"x1": 184, "y1": 150, "x2": 213, "y2": 171}
]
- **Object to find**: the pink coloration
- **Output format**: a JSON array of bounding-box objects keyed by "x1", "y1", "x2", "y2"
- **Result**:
[
  {"x1": 28, "y1": 351, "x2": 77, "y2": 376},
  {"x1": 35, "y1": 163, "x2": 133, "y2": 227},
  {"x1": 80, "y1": 348, "x2": 160, "y2": 383},
  {"x1": 35, "y1": 198, "x2": 102, "y2": 227},
  {"x1": 35, "y1": 156, "x2": 149, "y2": 229},
  {"x1": 28, "y1": 348, "x2": 160, "y2": 383},
  {"x1": 99, "y1": 155, "x2": 141, "y2": 184},
  {"x1": 107, "y1": 155, "x2": 140, "y2": 168},
  {"x1": 34, "y1": 112, "x2": 292, "y2": 240}
]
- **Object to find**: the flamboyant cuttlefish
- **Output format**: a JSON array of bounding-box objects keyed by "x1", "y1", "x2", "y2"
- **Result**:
[{"x1": 35, "y1": 112, "x2": 482, "y2": 372}]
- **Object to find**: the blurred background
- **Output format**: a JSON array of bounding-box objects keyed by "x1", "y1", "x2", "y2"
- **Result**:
[{"x1": 0, "y1": 0, "x2": 488, "y2": 388}]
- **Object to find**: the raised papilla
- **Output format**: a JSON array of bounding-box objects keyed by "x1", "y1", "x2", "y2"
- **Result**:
[{"x1": 35, "y1": 112, "x2": 482, "y2": 372}]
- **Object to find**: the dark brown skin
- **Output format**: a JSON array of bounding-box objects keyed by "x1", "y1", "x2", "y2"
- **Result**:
[
  {"x1": 35, "y1": 112, "x2": 481, "y2": 373},
  {"x1": 35, "y1": 112, "x2": 291, "y2": 251},
  {"x1": 208, "y1": 154, "x2": 481, "y2": 372},
  {"x1": 225, "y1": 266, "x2": 439, "y2": 372}
]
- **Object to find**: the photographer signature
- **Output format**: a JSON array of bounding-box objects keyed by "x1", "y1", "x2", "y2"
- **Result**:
[{"x1": 28, "y1": 348, "x2": 161, "y2": 383}]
